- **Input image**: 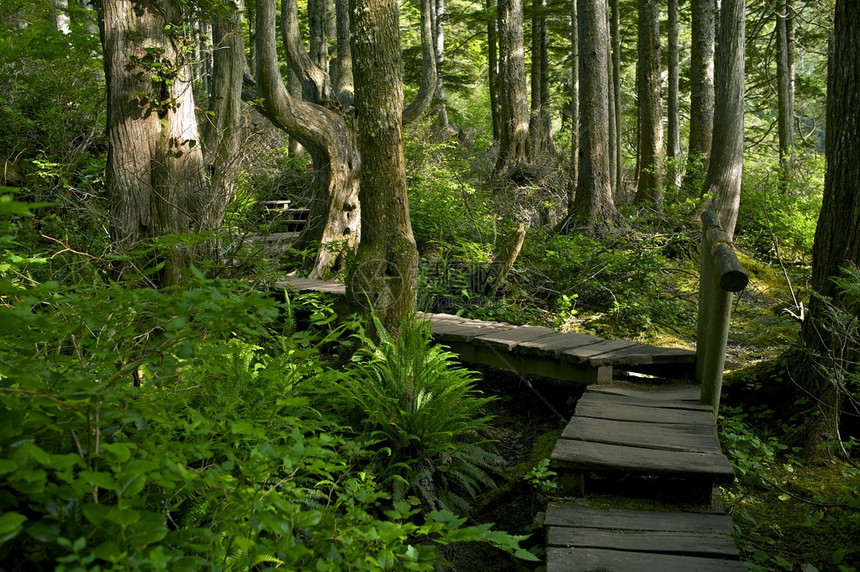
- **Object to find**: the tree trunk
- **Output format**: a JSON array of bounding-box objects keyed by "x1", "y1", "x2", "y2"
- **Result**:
[
  {"x1": 402, "y1": 0, "x2": 438, "y2": 125},
  {"x1": 529, "y1": 0, "x2": 553, "y2": 160},
  {"x1": 52, "y1": 0, "x2": 71, "y2": 33},
  {"x1": 794, "y1": 0, "x2": 860, "y2": 459},
  {"x1": 606, "y1": 3, "x2": 617, "y2": 196},
  {"x1": 333, "y1": 0, "x2": 354, "y2": 107},
  {"x1": 433, "y1": 0, "x2": 451, "y2": 129},
  {"x1": 567, "y1": 0, "x2": 579, "y2": 216},
  {"x1": 684, "y1": 0, "x2": 716, "y2": 193},
  {"x1": 702, "y1": 0, "x2": 745, "y2": 239},
  {"x1": 495, "y1": 0, "x2": 530, "y2": 173},
  {"x1": 667, "y1": 0, "x2": 681, "y2": 191},
  {"x1": 567, "y1": 0, "x2": 617, "y2": 233},
  {"x1": 488, "y1": 0, "x2": 501, "y2": 143},
  {"x1": 610, "y1": 0, "x2": 622, "y2": 195},
  {"x1": 102, "y1": 0, "x2": 208, "y2": 286},
  {"x1": 308, "y1": 0, "x2": 329, "y2": 72},
  {"x1": 257, "y1": 0, "x2": 360, "y2": 278},
  {"x1": 347, "y1": 0, "x2": 418, "y2": 338},
  {"x1": 634, "y1": 0, "x2": 664, "y2": 208},
  {"x1": 776, "y1": 0, "x2": 795, "y2": 184}
]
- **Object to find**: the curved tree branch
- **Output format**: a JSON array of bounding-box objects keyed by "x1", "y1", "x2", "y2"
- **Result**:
[{"x1": 402, "y1": 0, "x2": 438, "y2": 124}]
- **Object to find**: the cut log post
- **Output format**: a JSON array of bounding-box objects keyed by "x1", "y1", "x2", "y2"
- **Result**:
[{"x1": 696, "y1": 211, "x2": 748, "y2": 418}]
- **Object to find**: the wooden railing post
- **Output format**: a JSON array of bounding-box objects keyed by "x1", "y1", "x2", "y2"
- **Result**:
[{"x1": 696, "y1": 212, "x2": 749, "y2": 418}]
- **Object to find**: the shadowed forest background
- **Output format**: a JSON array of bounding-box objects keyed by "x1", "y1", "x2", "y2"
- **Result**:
[{"x1": 1, "y1": 0, "x2": 858, "y2": 569}]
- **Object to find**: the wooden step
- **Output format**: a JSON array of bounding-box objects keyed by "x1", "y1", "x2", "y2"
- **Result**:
[{"x1": 546, "y1": 503, "x2": 743, "y2": 572}]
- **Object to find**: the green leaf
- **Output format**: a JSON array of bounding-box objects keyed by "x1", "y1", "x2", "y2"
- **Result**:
[
  {"x1": 81, "y1": 503, "x2": 111, "y2": 525},
  {"x1": 80, "y1": 471, "x2": 117, "y2": 491},
  {"x1": 0, "y1": 459, "x2": 17, "y2": 475},
  {"x1": 100, "y1": 442, "x2": 132, "y2": 463},
  {"x1": 0, "y1": 512, "x2": 27, "y2": 542}
]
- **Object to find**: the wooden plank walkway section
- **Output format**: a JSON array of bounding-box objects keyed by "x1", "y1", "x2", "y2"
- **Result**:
[
  {"x1": 545, "y1": 504, "x2": 743, "y2": 571},
  {"x1": 551, "y1": 384, "x2": 734, "y2": 488},
  {"x1": 277, "y1": 276, "x2": 695, "y2": 383}
]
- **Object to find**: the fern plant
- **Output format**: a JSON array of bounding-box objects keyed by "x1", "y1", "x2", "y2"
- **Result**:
[{"x1": 340, "y1": 314, "x2": 500, "y2": 511}]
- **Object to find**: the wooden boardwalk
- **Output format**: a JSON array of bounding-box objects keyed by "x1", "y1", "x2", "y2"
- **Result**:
[
  {"x1": 276, "y1": 275, "x2": 741, "y2": 570},
  {"x1": 278, "y1": 276, "x2": 696, "y2": 383}
]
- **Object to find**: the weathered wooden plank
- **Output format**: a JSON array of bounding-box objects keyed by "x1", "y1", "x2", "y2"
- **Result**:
[
  {"x1": 578, "y1": 391, "x2": 712, "y2": 412},
  {"x1": 277, "y1": 277, "x2": 346, "y2": 295},
  {"x1": 574, "y1": 399, "x2": 716, "y2": 425},
  {"x1": 442, "y1": 341, "x2": 612, "y2": 384},
  {"x1": 474, "y1": 325, "x2": 558, "y2": 351},
  {"x1": 560, "y1": 417, "x2": 721, "y2": 453},
  {"x1": 515, "y1": 331, "x2": 605, "y2": 355},
  {"x1": 545, "y1": 504, "x2": 734, "y2": 534},
  {"x1": 547, "y1": 547, "x2": 745, "y2": 572},
  {"x1": 588, "y1": 384, "x2": 702, "y2": 402},
  {"x1": 547, "y1": 527, "x2": 739, "y2": 557},
  {"x1": 588, "y1": 343, "x2": 697, "y2": 366},
  {"x1": 550, "y1": 439, "x2": 735, "y2": 481},
  {"x1": 562, "y1": 340, "x2": 639, "y2": 363},
  {"x1": 432, "y1": 323, "x2": 517, "y2": 343}
]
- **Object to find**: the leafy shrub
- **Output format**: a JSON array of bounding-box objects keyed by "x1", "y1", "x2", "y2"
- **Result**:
[
  {"x1": 339, "y1": 315, "x2": 501, "y2": 513},
  {"x1": 0, "y1": 228, "x2": 534, "y2": 569}
]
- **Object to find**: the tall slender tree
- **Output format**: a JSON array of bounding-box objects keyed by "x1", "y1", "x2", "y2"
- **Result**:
[
  {"x1": 776, "y1": 0, "x2": 796, "y2": 183},
  {"x1": 529, "y1": 0, "x2": 553, "y2": 159},
  {"x1": 667, "y1": 0, "x2": 681, "y2": 191},
  {"x1": 495, "y1": 0, "x2": 529, "y2": 173},
  {"x1": 702, "y1": 0, "x2": 745, "y2": 238},
  {"x1": 685, "y1": 0, "x2": 716, "y2": 192},
  {"x1": 566, "y1": 0, "x2": 617, "y2": 233},
  {"x1": 634, "y1": 0, "x2": 664, "y2": 208}
]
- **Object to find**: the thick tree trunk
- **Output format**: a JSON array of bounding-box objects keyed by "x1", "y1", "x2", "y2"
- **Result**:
[
  {"x1": 684, "y1": 0, "x2": 716, "y2": 192},
  {"x1": 606, "y1": 4, "x2": 617, "y2": 195},
  {"x1": 702, "y1": 0, "x2": 745, "y2": 239},
  {"x1": 102, "y1": 0, "x2": 208, "y2": 285},
  {"x1": 257, "y1": 0, "x2": 360, "y2": 278},
  {"x1": 567, "y1": 0, "x2": 617, "y2": 233},
  {"x1": 488, "y1": 0, "x2": 501, "y2": 143},
  {"x1": 776, "y1": 0, "x2": 795, "y2": 183},
  {"x1": 635, "y1": 0, "x2": 664, "y2": 208},
  {"x1": 667, "y1": 0, "x2": 681, "y2": 191},
  {"x1": 795, "y1": 0, "x2": 860, "y2": 459},
  {"x1": 495, "y1": 0, "x2": 530, "y2": 173},
  {"x1": 308, "y1": 0, "x2": 329, "y2": 72},
  {"x1": 347, "y1": 0, "x2": 418, "y2": 338},
  {"x1": 52, "y1": 0, "x2": 71, "y2": 33}
]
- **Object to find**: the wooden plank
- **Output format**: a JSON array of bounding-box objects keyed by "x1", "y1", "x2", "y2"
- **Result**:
[
  {"x1": 515, "y1": 331, "x2": 604, "y2": 355},
  {"x1": 579, "y1": 391, "x2": 712, "y2": 412},
  {"x1": 588, "y1": 343, "x2": 696, "y2": 366},
  {"x1": 560, "y1": 417, "x2": 721, "y2": 453},
  {"x1": 574, "y1": 399, "x2": 716, "y2": 425},
  {"x1": 547, "y1": 547, "x2": 745, "y2": 572},
  {"x1": 545, "y1": 504, "x2": 734, "y2": 534},
  {"x1": 550, "y1": 439, "x2": 735, "y2": 481},
  {"x1": 442, "y1": 341, "x2": 612, "y2": 384},
  {"x1": 562, "y1": 340, "x2": 639, "y2": 363},
  {"x1": 588, "y1": 385, "x2": 702, "y2": 402},
  {"x1": 277, "y1": 277, "x2": 346, "y2": 295},
  {"x1": 432, "y1": 323, "x2": 517, "y2": 343},
  {"x1": 547, "y1": 527, "x2": 739, "y2": 557},
  {"x1": 475, "y1": 325, "x2": 558, "y2": 351}
]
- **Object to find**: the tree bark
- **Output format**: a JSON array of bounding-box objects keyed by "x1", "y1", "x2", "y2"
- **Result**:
[
  {"x1": 257, "y1": 0, "x2": 360, "y2": 278},
  {"x1": 529, "y1": 0, "x2": 553, "y2": 160},
  {"x1": 776, "y1": 0, "x2": 795, "y2": 184},
  {"x1": 684, "y1": 0, "x2": 716, "y2": 192},
  {"x1": 347, "y1": 0, "x2": 418, "y2": 338},
  {"x1": 702, "y1": 0, "x2": 745, "y2": 239},
  {"x1": 567, "y1": 0, "x2": 579, "y2": 216},
  {"x1": 332, "y1": 0, "x2": 354, "y2": 107},
  {"x1": 606, "y1": 3, "x2": 617, "y2": 195},
  {"x1": 667, "y1": 0, "x2": 681, "y2": 191},
  {"x1": 567, "y1": 0, "x2": 617, "y2": 233},
  {"x1": 52, "y1": 0, "x2": 71, "y2": 33},
  {"x1": 102, "y1": 0, "x2": 209, "y2": 286},
  {"x1": 495, "y1": 0, "x2": 530, "y2": 173},
  {"x1": 433, "y1": 0, "x2": 450, "y2": 129},
  {"x1": 487, "y1": 0, "x2": 501, "y2": 143},
  {"x1": 402, "y1": 0, "x2": 438, "y2": 124},
  {"x1": 610, "y1": 0, "x2": 621, "y2": 194},
  {"x1": 794, "y1": 0, "x2": 860, "y2": 459},
  {"x1": 308, "y1": 0, "x2": 330, "y2": 72},
  {"x1": 634, "y1": 0, "x2": 664, "y2": 208}
]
